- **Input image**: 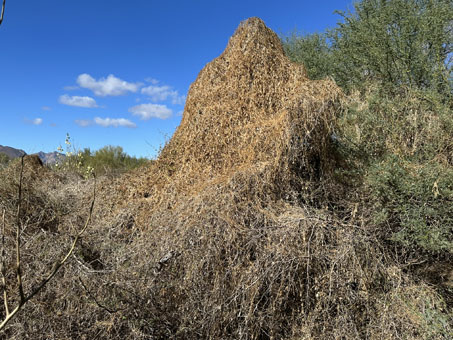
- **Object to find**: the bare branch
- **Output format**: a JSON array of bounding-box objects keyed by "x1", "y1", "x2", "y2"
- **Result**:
[
  {"x1": 1, "y1": 207, "x2": 9, "y2": 315},
  {"x1": 0, "y1": 0, "x2": 5, "y2": 26},
  {"x1": 78, "y1": 277, "x2": 122, "y2": 314},
  {"x1": 16, "y1": 156, "x2": 25, "y2": 303}
]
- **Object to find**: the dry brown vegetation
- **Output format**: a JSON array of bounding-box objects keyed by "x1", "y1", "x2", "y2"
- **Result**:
[{"x1": 0, "y1": 18, "x2": 452, "y2": 339}]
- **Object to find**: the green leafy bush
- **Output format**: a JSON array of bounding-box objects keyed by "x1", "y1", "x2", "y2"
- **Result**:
[
  {"x1": 283, "y1": 0, "x2": 453, "y2": 95},
  {"x1": 283, "y1": 32, "x2": 333, "y2": 80},
  {"x1": 81, "y1": 145, "x2": 149, "y2": 175},
  {"x1": 366, "y1": 155, "x2": 453, "y2": 254},
  {"x1": 54, "y1": 134, "x2": 149, "y2": 176},
  {"x1": 283, "y1": 0, "x2": 453, "y2": 258}
]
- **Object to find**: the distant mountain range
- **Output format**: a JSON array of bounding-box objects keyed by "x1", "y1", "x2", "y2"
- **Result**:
[
  {"x1": 0, "y1": 145, "x2": 26, "y2": 159},
  {"x1": 0, "y1": 145, "x2": 65, "y2": 165}
]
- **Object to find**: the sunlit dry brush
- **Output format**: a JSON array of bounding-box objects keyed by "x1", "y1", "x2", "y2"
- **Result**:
[
  {"x1": 109, "y1": 17, "x2": 341, "y2": 221},
  {"x1": 1, "y1": 17, "x2": 451, "y2": 339},
  {"x1": 89, "y1": 18, "x2": 452, "y2": 339}
]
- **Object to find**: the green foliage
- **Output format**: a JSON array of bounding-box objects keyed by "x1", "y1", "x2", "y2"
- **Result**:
[
  {"x1": 338, "y1": 85, "x2": 453, "y2": 254},
  {"x1": 332, "y1": 0, "x2": 453, "y2": 94},
  {"x1": 283, "y1": 0, "x2": 453, "y2": 95},
  {"x1": 366, "y1": 155, "x2": 453, "y2": 253},
  {"x1": 283, "y1": 1, "x2": 453, "y2": 257},
  {"x1": 282, "y1": 32, "x2": 333, "y2": 80},
  {"x1": 81, "y1": 145, "x2": 149, "y2": 175},
  {"x1": 54, "y1": 134, "x2": 149, "y2": 176}
]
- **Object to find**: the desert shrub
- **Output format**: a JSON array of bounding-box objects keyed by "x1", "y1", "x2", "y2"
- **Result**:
[
  {"x1": 335, "y1": 86, "x2": 453, "y2": 255},
  {"x1": 331, "y1": 0, "x2": 453, "y2": 94},
  {"x1": 283, "y1": 0, "x2": 453, "y2": 95},
  {"x1": 82, "y1": 145, "x2": 149, "y2": 176},
  {"x1": 284, "y1": 0, "x2": 453, "y2": 259},
  {"x1": 366, "y1": 155, "x2": 453, "y2": 254},
  {"x1": 282, "y1": 32, "x2": 333, "y2": 80},
  {"x1": 54, "y1": 134, "x2": 149, "y2": 177},
  {"x1": 338, "y1": 87, "x2": 453, "y2": 161}
]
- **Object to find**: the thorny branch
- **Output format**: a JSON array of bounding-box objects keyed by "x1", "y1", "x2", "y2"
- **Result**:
[{"x1": 0, "y1": 159, "x2": 96, "y2": 331}]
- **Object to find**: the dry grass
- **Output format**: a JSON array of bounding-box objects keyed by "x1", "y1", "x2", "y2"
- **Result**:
[{"x1": 0, "y1": 18, "x2": 451, "y2": 339}]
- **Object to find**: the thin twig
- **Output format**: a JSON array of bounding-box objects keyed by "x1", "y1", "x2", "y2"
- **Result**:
[
  {"x1": 78, "y1": 277, "x2": 122, "y2": 314},
  {"x1": 1, "y1": 207, "x2": 9, "y2": 315},
  {"x1": 305, "y1": 225, "x2": 315, "y2": 315},
  {"x1": 16, "y1": 156, "x2": 25, "y2": 302},
  {"x1": 0, "y1": 0, "x2": 5, "y2": 26}
]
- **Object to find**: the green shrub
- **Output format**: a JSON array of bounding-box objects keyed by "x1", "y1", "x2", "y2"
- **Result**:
[
  {"x1": 54, "y1": 134, "x2": 149, "y2": 177},
  {"x1": 283, "y1": 0, "x2": 453, "y2": 257},
  {"x1": 82, "y1": 145, "x2": 149, "y2": 175},
  {"x1": 283, "y1": 0, "x2": 453, "y2": 96},
  {"x1": 366, "y1": 155, "x2": 453, "y2": 254},
  {"x1": 335, "y1": 85, "x2": 453, "y2": 255},
  {"x1": 282, "y1": 32, "x2": 333, "y2": 80}
]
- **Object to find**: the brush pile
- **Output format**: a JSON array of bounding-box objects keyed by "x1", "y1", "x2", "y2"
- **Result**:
[{"x1": 2, "y1": 17, "x2": 451, "y2": 339}]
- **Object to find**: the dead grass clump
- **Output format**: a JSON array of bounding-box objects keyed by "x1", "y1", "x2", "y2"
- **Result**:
[{"x1": 0, "y1": 155, "x2": 63, "y2": 233}]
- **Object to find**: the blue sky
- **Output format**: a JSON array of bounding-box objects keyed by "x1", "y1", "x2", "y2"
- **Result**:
[{"x1": 0, "y1": 0, "x2": 352, "y2": 158}]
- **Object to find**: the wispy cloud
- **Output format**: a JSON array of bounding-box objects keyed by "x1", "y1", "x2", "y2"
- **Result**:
[
  {"x1": 141, "y1": 84, "x2": 185, "y2": 105},
  {"x1": 172, "y1": 94, "x2": 186, "y2": 105},
  {"x1": 145, "y1": 77, "x2": 159, "y2": 85},
  {"x1": 59, "y1": 94, "x2": 98, "y2": 108},
  {"x1": 75, "y1": 117, "x2": 137, "y2": 128},
  {"x1": 77, "y1": 74, "x2": 141, "y2": 97},
  {"x1": 74, "y1": 119, "x2": 93, "y2": 127},
  {"x1": 41, "y1": 106, "x2": 52, "y2": 111},
  {"x1": 94, "y1": 117, "x2": 137, "y2": 128},
  {"x1": 24, "y1": 118, "x2": 43, "y2": 125},
  {"x1": 129, "y1": 103, "x2": 172, "y2": 120}
]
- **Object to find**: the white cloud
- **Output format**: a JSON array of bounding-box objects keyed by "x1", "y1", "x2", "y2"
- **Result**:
[
  {"x1": 145, "y1": 77, "x2": 159, "y2": 85},
  {"x1": 75, "y1": 119, "x2": 93, "y2": 127},
  {"x1": 129, "y1": 103, "x2": 172, "y2": 120},
  {"x1": 59, "y1": 94, "x2": 98, "y2": 108},
  {"x1": 94, "y1": 117, "x2": 137, "y2": 128},
  {"x1": 24, "y1": 118, "x2": 43, "y2": 125},
  {"x1": 141, "y1": 85, "x2": 176, "y2": 101},
  {"x1": 77, "y1": 73, "x2": 141, "y2": 97},
  {"x1": 141, "y1": 85, "x2": 185, "y2": 105},
  {"x1": 172, "y1": 94, "x2": 186, "y2": 105},
  {"x1": 41, "y1": 106, "x2": 52, "y2": 111}
]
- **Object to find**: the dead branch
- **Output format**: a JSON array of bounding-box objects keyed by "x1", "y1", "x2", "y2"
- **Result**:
[
  {"x1": 1, "y1": 207, "x2": 8, "y2": 315},
  {"x1": 0, "y1": 0, "x2": 5, "y2": 26},
  {"x1": 16, "y1": 156, "x2": 25, "y2": 303},
  {"x1": 78, "y1": 277, "x2": 123, "y2": 314},
  {"x1": 0, "y1": 161, "x2": 96, "y2": 331}
]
